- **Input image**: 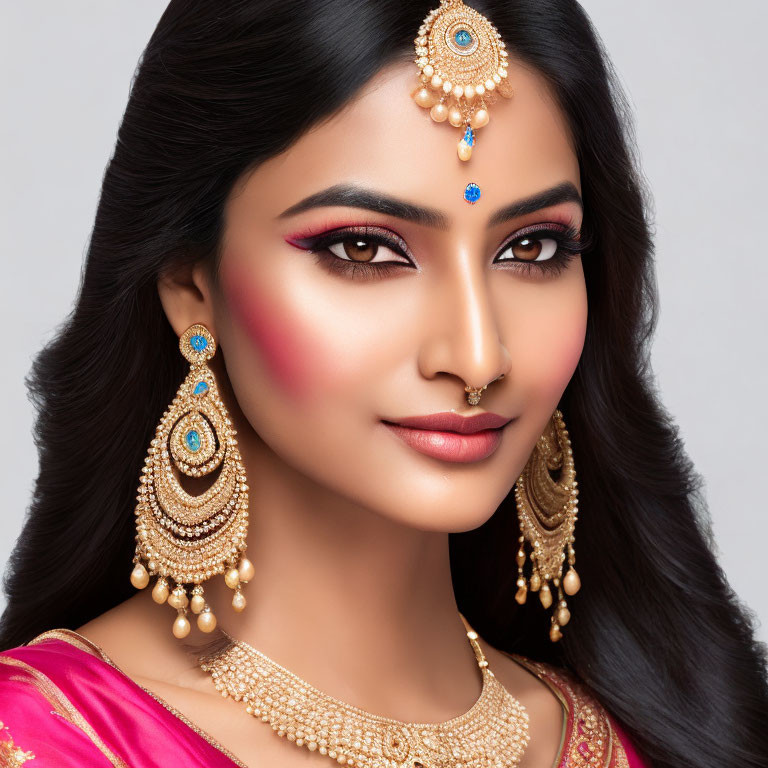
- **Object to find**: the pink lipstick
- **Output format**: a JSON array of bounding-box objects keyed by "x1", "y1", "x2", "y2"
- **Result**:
[{"x1": 382, "y1": 411, "x2": 513, "y2": 463}]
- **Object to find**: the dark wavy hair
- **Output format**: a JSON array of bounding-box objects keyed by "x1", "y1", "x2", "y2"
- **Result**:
[{"x1": 2, "y1": 1, "x2": 766, "y2": 764}]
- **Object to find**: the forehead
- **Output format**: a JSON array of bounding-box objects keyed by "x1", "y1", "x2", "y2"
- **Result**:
[{"x1": 235, "y1": 58, "x2": 579, "y2": 221}]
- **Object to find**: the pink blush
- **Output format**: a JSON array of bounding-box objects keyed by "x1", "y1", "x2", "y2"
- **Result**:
[{"x1": 222, "y1": 262, "x2": 315, "y2": 399}]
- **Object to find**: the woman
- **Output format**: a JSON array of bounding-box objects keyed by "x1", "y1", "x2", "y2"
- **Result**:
[{"x1": 1, "y1": 0, "x2": 766, "y2": 766}]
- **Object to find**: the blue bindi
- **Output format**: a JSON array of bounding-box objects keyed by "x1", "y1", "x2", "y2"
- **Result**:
[{"x1": 463, "y1": 182, "x2": 481, "y2": 204}]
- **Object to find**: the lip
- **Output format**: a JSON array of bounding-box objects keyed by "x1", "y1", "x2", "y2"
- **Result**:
[
  {"x1": 381, "y1": 411, "x2": 513, "y2": 463},
  {"x1": 385, "y1": 411, "x2": 512, "y2": 434}
]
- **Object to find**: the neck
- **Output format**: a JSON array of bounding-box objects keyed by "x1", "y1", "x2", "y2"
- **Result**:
[{"x1": 198, "y1": 428, "x2": 485, "y2": 722}]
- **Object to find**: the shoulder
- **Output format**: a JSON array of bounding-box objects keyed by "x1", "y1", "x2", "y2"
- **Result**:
[
  {"x1": 0, "y1": 627, "x2": 101, "y2": 696},
  {"x1": 500, "y1": 651, "x2": 648, "y2": 768}
]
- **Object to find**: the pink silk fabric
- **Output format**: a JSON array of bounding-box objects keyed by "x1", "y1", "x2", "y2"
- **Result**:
[
  {"x1": 0, "y1": 634, "x2": 648, "y2": 767},
  {"x1": 0, "y1": 635, "x2": 241, "y2": 767}
]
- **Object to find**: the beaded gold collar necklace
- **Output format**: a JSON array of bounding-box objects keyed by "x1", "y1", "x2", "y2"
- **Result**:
[{"x1": 197, "y1": 613, "x2": 530, "y2": 767}]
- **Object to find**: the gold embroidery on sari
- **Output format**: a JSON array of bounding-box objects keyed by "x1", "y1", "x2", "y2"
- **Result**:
[
  {"x1": 0, "y1": 721, "x2": 36, "y2": 766},
  {"x1": 508, "y1": 654, "x2": 631, "y2": 767},
  {"x1": 0, "y1": 655, "x2": 129, "y2": 767}
]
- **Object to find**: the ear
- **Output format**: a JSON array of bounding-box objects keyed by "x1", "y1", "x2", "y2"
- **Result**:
[{"x1": 157, "y1": 259, "x2": 217, "y2": 339}]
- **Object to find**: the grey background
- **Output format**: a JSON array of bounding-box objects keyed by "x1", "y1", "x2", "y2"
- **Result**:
[{"x1": 2, "y1": 2, "x2": 766, "y2": 642}]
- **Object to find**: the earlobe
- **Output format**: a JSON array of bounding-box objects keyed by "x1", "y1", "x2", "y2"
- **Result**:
[{"x1": 157, "y1": 259, "x2": 217, "y2": 339}]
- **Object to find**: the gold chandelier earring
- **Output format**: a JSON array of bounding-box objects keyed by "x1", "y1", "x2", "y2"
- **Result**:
[
  {"x1": 129, "y1": 322, "x2": 254, "y2": 639},
  {"x1": 513, "y1": 408, "x2": 581, "y2": 642}
]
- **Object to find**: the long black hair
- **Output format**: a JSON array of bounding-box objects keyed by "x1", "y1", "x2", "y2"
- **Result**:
[{"x1": 2, "y1": 1, "x2": 766, "y2": 765}]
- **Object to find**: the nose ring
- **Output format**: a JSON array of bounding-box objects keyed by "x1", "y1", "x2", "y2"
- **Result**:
[{"x1": 464, "y1": 374, "x2": 505, "y2": 405}]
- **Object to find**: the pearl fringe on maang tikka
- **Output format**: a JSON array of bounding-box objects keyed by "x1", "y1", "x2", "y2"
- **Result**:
[
  {"x1": 129, "y1": 323, "x2": 254, "y2": 639},
  {"x1": 412, "y1": 0, "x2": 514, "y2": 161}
]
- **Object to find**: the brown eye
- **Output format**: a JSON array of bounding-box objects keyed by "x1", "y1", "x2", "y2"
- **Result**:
[
  {"x1": 513, "y1": 237, "x2": 542, "y2": 261},
  {"x1": 341, "y1": 239, "x2": 378, "y2": 262},
  {"x1": 497, "y1": 235, "x2": 558, "y2": 263},
  {"x1": 326, "y1": 236, "x2": 411, "y2": 265}
]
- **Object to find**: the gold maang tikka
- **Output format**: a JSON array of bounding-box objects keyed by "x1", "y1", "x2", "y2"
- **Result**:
[
  {"x1": 513, "y1": 409, "x2": 581, "y2": 642},
  {"x1": 412, "y1": 0, "x2": 514, "y2": 161},
  {"x1": 129, "y1": 323, "x2": 254, "y2": 639}
]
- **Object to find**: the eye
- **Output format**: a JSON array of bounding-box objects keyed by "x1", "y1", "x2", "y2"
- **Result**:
[
  {"x1": 492, "y1": 223, "x2": 588, "y2": 277},
  {"x1": 325, "y1": 235, "x2": 411, "y2": 266},
  {"x1": 495, "y1": 234, "x2": 559, "y2": 263},
  {"x1": 288, "y1": 225, "x2": 416, "y2": 281}
]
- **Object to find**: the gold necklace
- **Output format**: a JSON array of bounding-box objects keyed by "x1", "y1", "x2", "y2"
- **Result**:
[{"x1": 198, "y1": 613, "x2": 530, "y2": 767}]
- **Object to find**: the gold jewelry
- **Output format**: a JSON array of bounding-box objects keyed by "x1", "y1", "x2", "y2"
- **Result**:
[
  {"x1": 513, "y1": 409, "x2": 581, "y2": 642},
  {"x1": 464, "y1": 373, "x2": 504, "y2": 405},
  {"x1": 129, "y1": 323, "x2": 254, "y2": 639},
  {"x1": 411, "y1": 0, "x2": 514, "y2": 162},
  {"x1": 198, "y1": 612, "x2": 530, "y2": 767}
]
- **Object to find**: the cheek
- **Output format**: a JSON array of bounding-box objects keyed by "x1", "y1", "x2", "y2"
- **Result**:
[
  {"x1": 222, "y1": 260, "x2": 322, "y2": 400},
  {"x1": 508, "y1": 275, "x2": 587, "y2": 402}
]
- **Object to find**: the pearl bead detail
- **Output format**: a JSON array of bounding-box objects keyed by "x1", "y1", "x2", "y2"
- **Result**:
[
  {"x1": 190, "y1": 594, "x2": 206, "y2": 614},
  {"x1": 232, "y1": 590, "x2": 247, "y2": 612},
  {"x1": 225, "y1": 567, "x2": 240, "y2": 589},
  {"x1": 173, "y1": 614, "x2": 191, "y2": 638},
  {"x1": 130, "y1": 563, "x2": 149, "y2": 589},
  {"x1": 563, "y1": 567, "x2": 581, "y2": 595},
  {"x1": 413, "y1": 87, "x2": 435, "y2": 108},
  {"x1": 430, "y1": 103, "x2": 448, "y2": 122},
  {"x1": 470, "y1": 108, "x2": 489, "y2": 129},
  {"x1": 238, "y1": 556, "x2": 255, "y2": 583},
  {"x1": 151, "y1": 578, "x2": 169, "y2": 603},
  {"x1": 448, "y1": 106, "x2": 463, "y2": 127},
  {"x1": 168, "y1": 587, "x2": 189, "y2": 610},
  {"x1": 197, "y1": 608, "x2": 217, "y2": 633}
]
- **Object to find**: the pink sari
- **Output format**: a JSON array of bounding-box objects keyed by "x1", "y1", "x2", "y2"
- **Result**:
[{"x1": 0, "y1": 628, "x2": 649, "y2": 767}]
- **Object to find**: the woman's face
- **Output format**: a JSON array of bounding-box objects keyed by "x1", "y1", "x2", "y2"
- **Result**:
[{"x1": 211, "y1": 58, "x2": 586, "y2": 533}]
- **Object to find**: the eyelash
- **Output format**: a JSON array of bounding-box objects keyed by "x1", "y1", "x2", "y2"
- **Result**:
[{"x1": 293, "y1": 223, "x2": 590, "y2": 282}]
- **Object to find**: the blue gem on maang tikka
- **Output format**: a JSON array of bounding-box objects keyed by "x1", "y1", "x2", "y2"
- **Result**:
[
  {"x1": 464, "y1": 182, "x2": 481, "y2": 204},
  {"x1": 454, "y1": 28, "x2": 472, "y2": 47}
]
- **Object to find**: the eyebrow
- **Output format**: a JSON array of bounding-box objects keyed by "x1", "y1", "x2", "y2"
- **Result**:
[{"x1": 276, "y1": 181, "x2": 582, "y2": 229}]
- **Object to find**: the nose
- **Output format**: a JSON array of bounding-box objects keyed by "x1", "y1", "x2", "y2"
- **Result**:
[{"x1": 417, "y1": 252, "x2": 512, "y2": 395}]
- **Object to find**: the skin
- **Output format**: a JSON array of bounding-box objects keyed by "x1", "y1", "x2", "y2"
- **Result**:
[{"x1": 78, "y1": 56, "x2": 586, "y2": 767}]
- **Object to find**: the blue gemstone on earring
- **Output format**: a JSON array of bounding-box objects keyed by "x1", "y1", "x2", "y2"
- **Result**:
[
  {"x1": 185, "y1": 430, "x2": 201, "y2": 452},
  {"x1": 462, "y1": 124, "x2": 474, "y2": 147},
  {"x1": 455, "y1": 29, "x2": 472, "y2": 47},
  {"x1": 193, "y1": 380, "x2": 209, "y2": 395},
  {"x1": 190, "y1": 334, "x2": 208, "y2": 352},
  {"x1": 464, "y1": 182, "x2": 481, "y2": 204}
]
